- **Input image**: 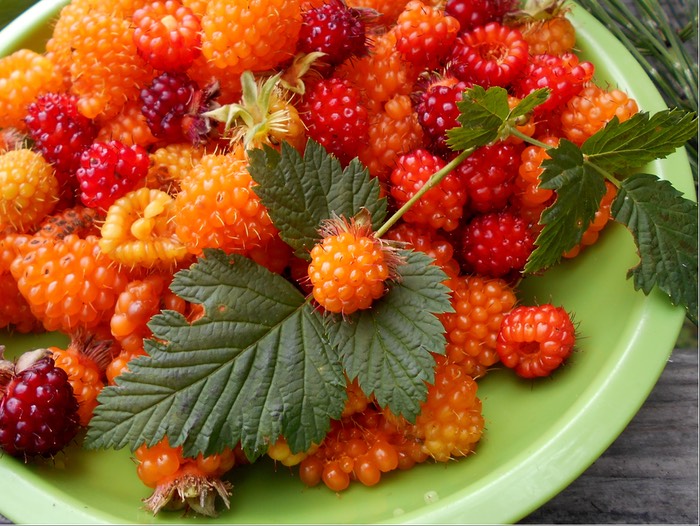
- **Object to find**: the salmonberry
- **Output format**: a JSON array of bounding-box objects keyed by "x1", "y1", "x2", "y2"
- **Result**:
[
  {"x1": 506, "y1": 0, "x2": 576, "y2": 56},
  {"x1": 457, "y1": 142, "x2": 522, "y2": 214},
  {"x1": 414, "y1": 75, "x2": 469, "y2": 155},
  {"x1": 497, "y1": 303, "x2": 576, "y2": 378},
  {"x1": 173, "y1": 152, "x2": 278, "y2": 256},
  {"x1": 562, "y1": 181, "x2": 617, "y2": 259},
  {"x1": 0, "y1": 149, "x2": 59, "y2": 233},
  {"x1": 200, "y1": 0, "x2": 302, "y2": 73},
  {"x1": 384, "y1": 221, "x2": 460, "y2": 279},
  {"x1": 459, "y1": 210, "x2": 535, "y2": 278},
  {"x1": 513, "y1": 52, "x2": 594, "y2": 112},
  {"x1": 0, "y1": 349, "x2": 80, "y2": 458},
  {"x1": 96, "y1": 101, "x2": 159, "y2": 148},
  {"x1": 439, "y1": 275, "x2": 517, "y2": 378},
  {"x1": 389, "y1": 148, "x2": 468, "y2": 232},
  {"x1": 24, "y1": 92, "x2": 98, "y2": 188},
  {"x1": 448, "y1": 22, "x2": 529, "y2": 88},
  {"x1": 132, "y1": 0, "x2": 202, "y2": 71},
  {"x1": 297, "y1": 0, "x2": 368, "y2": 66},
  {"x1": 393, "y1": 0, "x2": 460, "y2": 71},
  {"x1": 560, "y1": 84, "x2": 639, "y2": 145},
  {"x1": 77, "y1": 140, "x2": 150, "y2": 210},
  {"x1": 300, "y1": 77, "x2": 369, "y2": 165},
  {"x1": 308, "y1": 215, "x2": 400, "y2": 315},
  {"x1": 357, "y1": 94, "x2": 424, "y2": 181},
  {"x1": 135, "y1": 436, "x2": 235, "y2": 516},
  {"x1": 0, "y1": 49, "x2": 66, "y2": 130},
  {"x1": 445, "y1": 0, "x2": 516, "y2": 33},
  {"x1": 140, "y1": 71, "x2": 200, "y2": 143},
  {"x1": 10, "y1": 234, "x2": 130, "y2": 333},
  {"x1": 50, "y1": 333, "x2": 112, "y2": 426}
]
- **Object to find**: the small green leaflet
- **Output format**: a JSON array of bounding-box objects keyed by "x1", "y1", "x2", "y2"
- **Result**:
[
  {"x1": 325, "y1": 250, "x2": 453, "y2": 421},
  {"x1": 247, "y1": 140, "x2": 386, "y2": 259},
  {"x1": 611, "y1": 174, "x2": 698, "y2": 323},
  {"x1": 446, "y1": 86, "x2": 549, "y2": 151},
  {"x1": 524, "y1": 139, "x2": 608, "y2": 273},
  {"x1": 85, "y1": 251, "x2": 346, "y2": 459},
  {"x1": 582, "y1": 109, "x2": 698, "y2": 173}
]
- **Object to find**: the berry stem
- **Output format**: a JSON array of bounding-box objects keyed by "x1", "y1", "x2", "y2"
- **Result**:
[
  {"x1": 375, "y1": 148, "x2": 474, "y2": 238},
  {"x1": 510, "y1": 128, "x2": 551, "y2": 149}
]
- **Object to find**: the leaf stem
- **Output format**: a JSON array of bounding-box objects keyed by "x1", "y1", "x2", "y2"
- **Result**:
[
  {"x1": 509, "y1": 128, "x2": 551, "y2": 150},
  {"x1": 375, "y1": 148, "x2": 474, "y2": 238}
]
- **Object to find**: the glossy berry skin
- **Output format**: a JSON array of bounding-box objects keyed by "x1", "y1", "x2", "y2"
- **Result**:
[
  {"x1": 300, "y1": 77, "x2": 369, "y2": 166},
  {"x1": 308, "y1": 228, "x2": 389, "y2": 315},
  {"x1": 140, "y1": 71, "x2": 199, "y2": 143},
  {"x1": 0, "y1": 355, "x2": 80, "y2": 458},
  {"x1": 393, "y1": 0, "x2": 460, "y2": 71},
  {"x1": 445, "y1": 0, "x2": 516, "y2": 33},
  {"x1": 456, "y1": 142, "x2": 522, "y2": 214},
  {"x1": 448, "y1": 22, "x2": 529, "y2": 88},
  {"x1": 24, "y1": 92, "x2": 98, "y2": 182},
  {"x1": 297, "y1": 0, "x2": 367, "y2": 66},
  {"x1": 389, "y1": 148, "x2": 467, "y2": 232},
  {"x1": 76, "y1": 140, "x2": 150, "y2": 210},
  {"x1": 513, "y1": 52, "x2": 594, "y2": 112},
  {"x1": 459, "y1": 210, "x2": 535, "y2": 278},
  {"x1": 415, "y1": 77, "x2": 469, "y2": 155},
  {"x1": 132, "y1": 0, "x2": 202, "y2": 71},
  {"x1": 497, "y1": 304, "x2": 576, "y2": 378}
]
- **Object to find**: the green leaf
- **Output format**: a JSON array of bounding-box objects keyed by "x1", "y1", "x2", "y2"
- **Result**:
[
  {"x1": 85, "y1": 250, "x2": 346, "y2": 459},
  {"x1": 247, "y1": 140, "x2": 387, "y2": 259},
  {"x1": 325, "y1": 250, "x2": 452, "y2": 421},
  {"x1": 446, "y1": 85, "x2": 509, "y2": 151},
  {"x1": 582, "y1": 109, "x2": 698, "y2": 173},
  {"x1": 611, "y1": 173, "x2": 698, "y2": 323},
  {"x1": 446, "y1": 86, "x2": 549, "y2": 151},
  {"x1": 524, "y1": 140, "x2": 608, "y2": 273}
]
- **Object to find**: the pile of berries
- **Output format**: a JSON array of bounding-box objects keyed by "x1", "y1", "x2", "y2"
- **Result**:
[{"x1": 0, "y1": 0, "x2": 640, "y2": 516}]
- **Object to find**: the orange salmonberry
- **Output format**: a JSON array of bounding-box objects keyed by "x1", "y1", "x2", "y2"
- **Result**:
[
  {"x1": 562, "y1": 180, "x2": 617, "y2": 259},
  {"x1": 0, "y1": 149, "x2": 59, "y2": 233},
  {"x1": 0, "y1": 49, "x2": 66, "y2": 130},
  {"x1": 200, "y1": 0, "x2": 302, "y2": 73},
  {"x1": 173, "y1": 152, "x2": 278, "y2": 256},
  {"x1": 50, "y1": 332, "x2": 113, "y2": 426},
  {"x1": 438, "y1": 274, "x2": 517, "y2": 378},
  {"x1": 10, "y1": 234, "x2": 130, "y2": 333},
  {"x1": 560, "y1": 84, "x2": 639, "y2": 145},
  {"x1": 384, "y1": 221, "x2": 460, "y2": 279},
  {"x1": 308, "y1": 215, "x2": 399, "y2": 315}
]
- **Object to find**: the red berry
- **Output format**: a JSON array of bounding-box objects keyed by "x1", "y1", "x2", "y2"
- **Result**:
[
  {"x1": 448, "y1": 22, "x2": 529, "y2": 88},
  {"x1": 140, "y1": 71, "x2": 199, "y2": 143},
  {"x1": 414, "y1": 75, "x2": 469, "y2": 155},
  {"x1": 513, "y1": 52, "x2": 594, "y2": 112},
  {"x1": 389, "y1": 148, "x2": 468, "y2": 232},
  {"x1": 459, "y1": 210, "x2": 535, "y2": 278},
  {"x1": 76, "y1": 140, "x2": 149, "y2": 210},
  {"x1": 24, "y1": 92, "x2": 98, "y2": 189},
  {"x1": 456, "y1": 142, "x2": 522, "y2": 213},
  {"x1": 445, "y1": 0, "x2": 517, "y2": 33},
  {"x1": 297, "y1": 0, "x2": 367, "y2": 66},
  {"x1": 300, "y1": 77, "x2": 369, "y2": 166},
  {"x1": 132, "y1": 0, "x2": 202, "y2": 71},
  {"x1": 497, "y1": 303, "x2": 576, "y2": 378},
  {"x1": 0, "y1": 350, "x2": 80, "y2": 458}
]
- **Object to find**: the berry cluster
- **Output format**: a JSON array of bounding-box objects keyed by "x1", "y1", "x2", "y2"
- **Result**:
[{"x1": 0, "y1": 0, "x2": 636, "y2": 516}]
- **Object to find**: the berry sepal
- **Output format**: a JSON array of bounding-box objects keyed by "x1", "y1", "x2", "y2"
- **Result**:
[{"x1": 143, "y1": 470, "x2": 232, "y2": 517}]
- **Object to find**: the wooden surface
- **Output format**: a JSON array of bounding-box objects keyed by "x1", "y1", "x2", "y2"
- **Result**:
[{"x1": 0, "y1": 0, "x2": 698, "y2": 524}]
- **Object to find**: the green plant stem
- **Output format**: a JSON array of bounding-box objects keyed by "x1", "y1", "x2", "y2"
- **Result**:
[{"x1": 375, "y1": 148, "x2": 473, "y2": 238}]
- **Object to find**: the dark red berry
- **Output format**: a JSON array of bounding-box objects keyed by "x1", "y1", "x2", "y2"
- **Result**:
[
  {"x1": 140, "y1": 71, "x2": 199, "y2": 143},
  {"x1": 0, "y1": 350, "x2": 80, "y2": 458},
  {"x1": 415, "y1": 76, "x2": 469, "y2": 155},
  {"x1": 297, "y1": 0, "x2": 367, "y2": 66},
  {"x1": 445, "y1": 0, "x2": 517, "y2": 33}
]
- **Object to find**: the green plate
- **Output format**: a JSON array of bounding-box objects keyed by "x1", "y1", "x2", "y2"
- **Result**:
[{"x1": 0, "y1": 1, "x2": 694, "y2": 523}]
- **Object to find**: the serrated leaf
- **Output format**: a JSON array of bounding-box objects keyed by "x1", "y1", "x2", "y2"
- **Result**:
[
  {"x1": 325, "y1": 250, "x2": 452, "y2": 421},
  {"x1": 446, "y1": 85, "x2": 510, "y2": 151},
  {"x1": 611, "y1": 173, "x2": 698, "y2": 322},
  {"x1": 85, "y1": 250, "x2": 345, "y2": 458},
  {"x1": 582, "y1": 109, "x2": 698, "y2": 173},
  {"x1": 247, "y1": 140, "x2": 386, "y2": 259},
  {"x1": 525, "y1": 140, "x2": 608, "y2": 273},
  {"x1": 446, "y1": 86, "x2": 549, "y2": 151}
]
